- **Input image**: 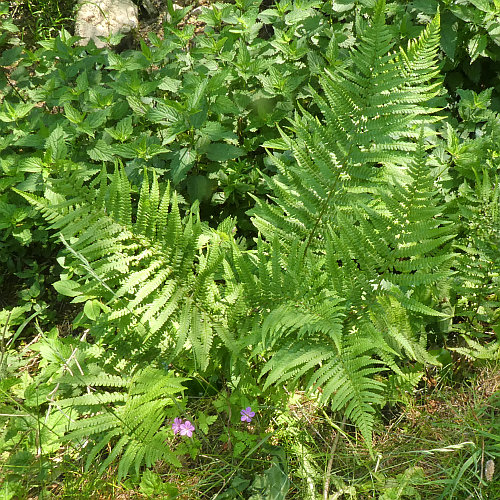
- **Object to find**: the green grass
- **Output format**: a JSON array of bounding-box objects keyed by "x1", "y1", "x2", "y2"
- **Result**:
[
  {"x1": 4, "y1": 358, "x2": 498, "y2": 498},
  {"x1": 9, "y1": 0, "x2": 76, "y2": 46}
]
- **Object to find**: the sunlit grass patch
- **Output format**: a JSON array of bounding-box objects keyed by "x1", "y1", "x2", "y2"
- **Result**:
[{"x1": 9, "y1": 0, "x2": 75, "y2": 46}]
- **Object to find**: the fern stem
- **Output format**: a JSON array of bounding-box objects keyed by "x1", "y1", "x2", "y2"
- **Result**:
[{"x1": 303, "y1": 145, "x2": 352, "y2": 254}]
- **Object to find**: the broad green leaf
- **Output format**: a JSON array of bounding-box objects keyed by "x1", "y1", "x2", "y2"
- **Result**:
[
  {"x1": 212, "y1": 95, "x2": 240, "y2": 115},
  {"x1": 76, "y1": 71, "x2": 89, "y2": 93},
  {"x1": 468, "y1": 34, "x2": 487, "y2": 63},
  {"x1": 202, "y1": 143, "x2": 244, "y2": 162},
  {"x1": 440, "y1": 11, "x2": 459, "y2": 60},
  {"x1": 200, "y1": 122, "x2": 238, "y2": 141},
  {"x1": 84, "y1": 300, "x2": 101, "y2": 321},
  {"x1": 46, "y1": 126, "x2": 68, "y2": 161},
  {"x1": 64, "y1": 104, "x2": 85, "y2": 124},
  {"x1": 158, "y1": 76, "x2": 182, "y2": 93},
  {"x1": 146, "y1": 100, "x2": 181, "y2": 124},
  {"x1": 170, "y1": 147, "x2": 196, "y2": 184},
  {"x1": 53, "y1": 280, "x2": 82, "y2": 298}
]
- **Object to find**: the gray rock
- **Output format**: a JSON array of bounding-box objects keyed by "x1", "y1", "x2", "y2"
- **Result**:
[
  {"x1": 191, "y1": 6, "x2": 203, "y2": 17},
  {"x1": 75, "y1": 0, "x2": 139, "y2": 48}
]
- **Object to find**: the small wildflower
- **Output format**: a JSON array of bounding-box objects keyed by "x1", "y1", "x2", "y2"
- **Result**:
[
  {"x1": 240, "y1": 407, "x2": 255, "y2": 423},
  {"x1": 172, "y1": 417, "x2": 183, "y2": 435},
  {"x1": 179, "y1": 420, "x2": 195, "y2": 437}
]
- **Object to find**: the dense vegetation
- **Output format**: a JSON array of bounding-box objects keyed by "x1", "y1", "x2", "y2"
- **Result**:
[{"x1": 1, "y1": 0, "x2": 499, "y2": 498}]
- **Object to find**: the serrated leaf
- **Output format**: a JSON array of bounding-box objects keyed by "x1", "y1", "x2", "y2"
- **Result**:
[
  {"x1": 146, "y1": 101, "x2": 181, "y2": 124},
  {"x1": 76, "y1": 71, "x2": 89, "y2": 93},
  {"x1": 200, "y1": 122, "x2": 238, "y2": 141},
  {"x1": 64, "y1": 104, "x2": 85, "y2": 124},
  {"x1": 212, "y1": 95, "x2": 240, "y2": 115},
  {"x1": 106, "y1": 116, "x2": 134, "y2": 142},
  {"x1": 158, "y1": 76, "x2": 182, "y2": 93},
  {"x1": 84, "y1": 109, "x2": 108, "y2": 130},
  {"x1": 46, "y1": 126, "x2": 68, "y2": 161},
  {"x1": 126, "y1": 96, "x2": 148, "y2": 116},
  {"x1": 202, "y1": 143, "x2": 244, "y2": 162},
  {"x1": 170, "y1": 147, "x2": 196, "y2": 184},
  {"x1": 440, "y1": 11, "x2": 459, "y2": 60},
  {"x1": 468, "y1": 34, "x2": 487, "y2": 63}
]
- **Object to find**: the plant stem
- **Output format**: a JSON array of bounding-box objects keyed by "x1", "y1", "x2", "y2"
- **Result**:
[{"x1": 323, "y1": 414, "x2": 347, "y2": 500}]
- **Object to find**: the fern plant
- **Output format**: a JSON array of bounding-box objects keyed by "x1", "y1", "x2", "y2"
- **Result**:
[
  {"x1": 15, "y1": 165, "x2": 236, "y2": 372},
  {"x1": 252, "y1": 0, "x2": 443, "y2": 250},
  {"x1": 452, "y1": 167, "x2": 500, "y2": 325},
  {"x1": 234, "y1": 0, "x2": 454, "y2": 450},
  {"x1": 57, "y1": 366, "x2": 188, "y2": 480},
  {"x1": 16, "y1": 0, "x2": 459, "y2": 462}
]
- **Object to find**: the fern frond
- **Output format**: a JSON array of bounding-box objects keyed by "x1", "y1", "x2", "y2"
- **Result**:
[
  {"x1": 251, "y1": 0, "x2": 443, "y2": 249},
  {"x1": 61, "y1": 367, "x2": 186, "y2": 480},
  {"x1": 22, "y1": 165, "x2": 233, "y2": 369}
]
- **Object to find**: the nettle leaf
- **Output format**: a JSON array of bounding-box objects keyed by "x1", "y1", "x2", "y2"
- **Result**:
[
  {"x1": 468, "y1": 33, "x2": 487, "y2": 63},
  {"x1": 200, "y1": 122, "x2": 238, "y2": 142},
  {"x1": 169, "y1": 147, "x2": 196, "y2": 184},
  {"x1": 146, "y1": 100, "x2": 183, "y2": 124},
  {"x1": 330, "y1": 0, "x2": 355, "y2": 13},
  {"x1": 76, "y1": 71, "x2": 89, "y2": 93},
  {"x1": 126, "y1": 96, "x2": 149, "y2": 116},
  {"x1": 64, "y1": 104, "x2": 85, "y2": 124},
  {"x1": 84, "y1": 109, "x2": 109, "y2": 130},
  {"x1": 440, "y1": 11, "x2": 459, "y2": 60},
  {"x1": 212, "y1": 95, "x2": 240, "y2": 115},
  {"x1": 186, "y1": 78, "x2": 209, "y2": 112},
  {"x1": 0, "y1": 46, "x2": 23, "y2": 66},
  {"x1": 88, "y1": 140, "x2": 136, "y2": 161},
  {"x1": 158, "y1": 76, "x2": 182, "y2": 93},
  {"x1": 0, "y1": 101, "x2": 34, "y2": 122},
  {"x1": 202, "y1": 143, "x2": 245, "y2": 162},
  {"x1": 89, "y1": 88, "x2": 115, "y2": 108},
  {"x1": 45, "y1": 126, "x2": 68, "y2": 161},
  {"x1": 106, "y1": 116, "x2": 134, "y2": 142}
]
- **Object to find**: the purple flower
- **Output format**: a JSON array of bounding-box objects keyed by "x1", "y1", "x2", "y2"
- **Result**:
[
  {"x1": 240, "y1": 407, "x2": 255, "y2": 423},
  {"x1": 179, "y1": 420, "x2": 195, "y2": 437},
  {"x1": 172, "y1": 417, "x2": 183, "y2": 435}
]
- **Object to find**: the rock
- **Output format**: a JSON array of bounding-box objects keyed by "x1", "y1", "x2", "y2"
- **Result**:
[
  {"x1": 75, "y1": 0, "x2": 139, "y2": 49},
  {"x1": 191, "y1": 6, "x2": 203, "y2": 17}
]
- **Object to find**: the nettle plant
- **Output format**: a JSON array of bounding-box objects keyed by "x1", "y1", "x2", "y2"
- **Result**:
[
  {"x1": 0, "y1": 0, "x2": 342, "y2": 236},
  {"x1": 13, "y1": 0, "x2": 498, "y2": 479}
]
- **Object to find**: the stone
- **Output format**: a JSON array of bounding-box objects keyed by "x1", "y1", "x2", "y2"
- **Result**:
[
  {"x1": 74, "y1": 0, "x2": 139, "y2": 49},
  {"x1": 191, "y1": 6, "x2": 203, "y2": 17}
]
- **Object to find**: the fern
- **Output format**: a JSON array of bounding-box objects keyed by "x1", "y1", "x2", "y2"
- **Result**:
[
  {"x1": 58, "y1": 366, "x2": 188, "y2": 479},
  {"x1": 15, "y1": 165, "x2": 234, "y2": 371},
  {"x1": 452, "y1": 168, "x2": 500, "y2": 324},
  {"x1": 16, "y1": 0, "x2": 459, "y2": 461},
  {"x1": 252, "y1": 0, "x2": 443, "y2": 250},
  {"x1": 235, "y1": 1, "x2": 451, "y2": 451}
]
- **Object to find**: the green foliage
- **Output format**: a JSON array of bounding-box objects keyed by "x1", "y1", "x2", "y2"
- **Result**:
[
  {"x1": 58, "y1": 367, "x2": 188, "y2": 480},
  {"x1": 8, "y1": 0, "x2": 75, "y2": 44},
  {"x1": 15, "y1": 166, "x2": 234, "y2": 373},
  {"x1": 13, "y1": 0, "x2": 462, "y2": 455},
  {"x1": 2, "y1": 0, "x2": 500, "y2": 494}
]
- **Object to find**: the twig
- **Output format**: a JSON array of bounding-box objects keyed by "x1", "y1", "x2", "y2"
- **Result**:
[
  {"x1": 2, "y1": 68, "x2": 27, "y2": 104},
  {"x1": 323, "y1": 414, "x2": 347, "y2": 500}
]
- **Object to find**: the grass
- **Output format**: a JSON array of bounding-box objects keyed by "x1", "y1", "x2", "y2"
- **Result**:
[
  {"x1": 4, "y1": 354, "x2": 498, "y2": 498},
  {"x1": 9, "y1": 0, "x2": 76, "y2": 46}
]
